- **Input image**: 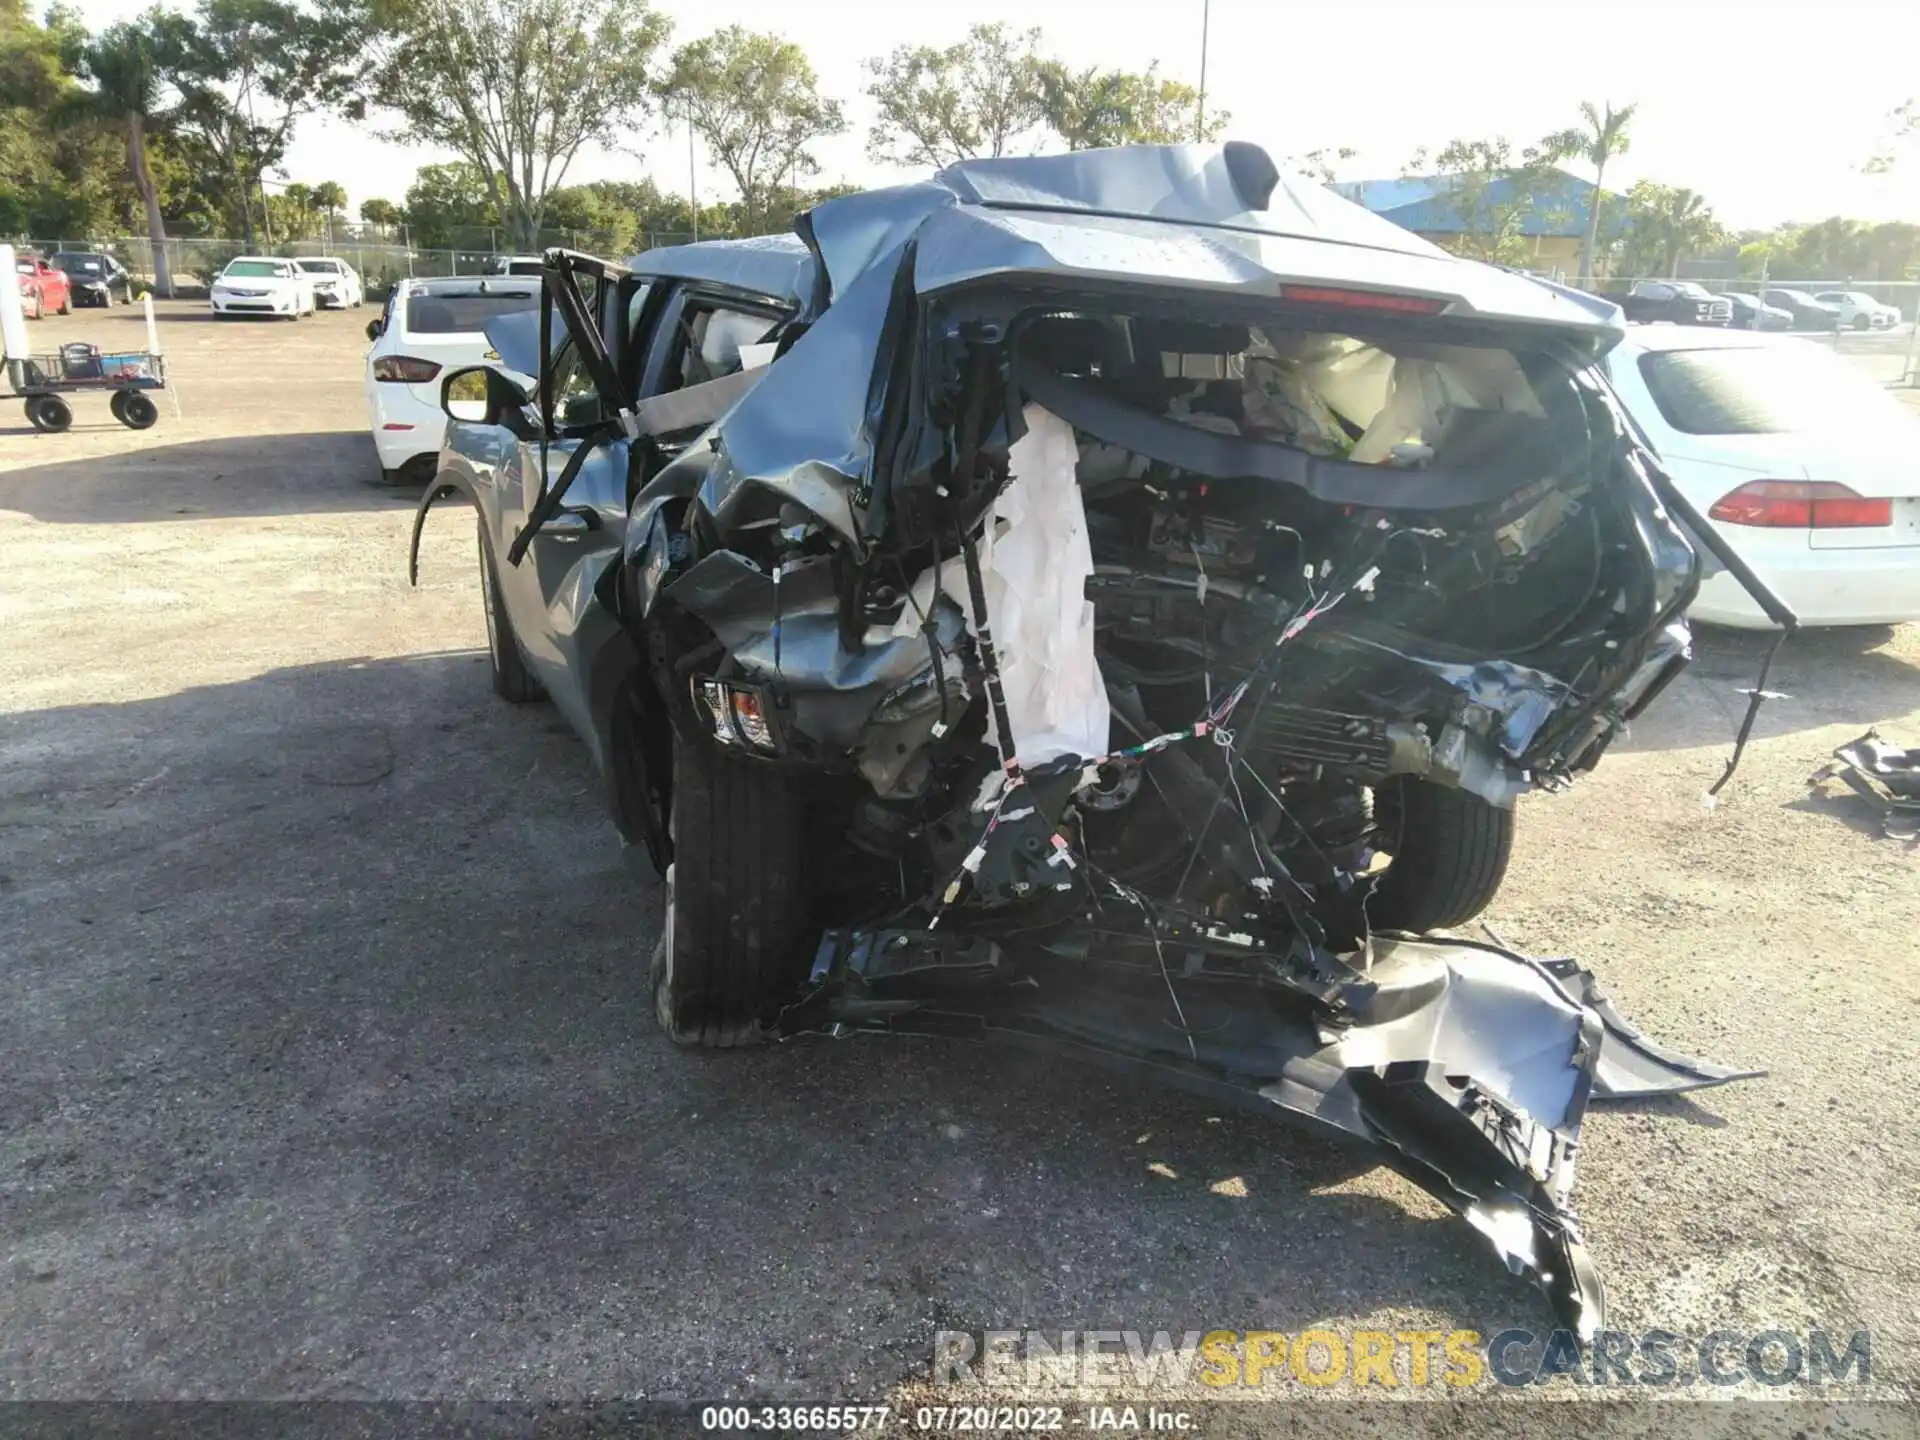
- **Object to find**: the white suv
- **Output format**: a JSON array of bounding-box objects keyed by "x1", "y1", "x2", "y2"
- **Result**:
[{"x1": 1814, "y1": 290, "x2": 1900, "y2": 331}]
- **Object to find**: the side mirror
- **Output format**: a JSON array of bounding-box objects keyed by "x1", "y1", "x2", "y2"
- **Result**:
[
  {"x1": 442, "y1": 365, "x2": 537, "y2": 439},
  {"x1": 365, "y1": 318, "x2": 384, "y2": 342}
]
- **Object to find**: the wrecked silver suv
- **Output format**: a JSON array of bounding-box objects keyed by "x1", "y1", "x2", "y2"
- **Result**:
[{"x1": 414, "y1": 143, "x2": 1768, "y2": 1341}]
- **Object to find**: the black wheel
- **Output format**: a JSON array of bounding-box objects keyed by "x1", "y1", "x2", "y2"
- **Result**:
[
  {"x1": 1852, "y1": 314, "x2": 1870, "y2": 331},
  {"x1": 117, "y1": 392, "x2": 158, "y2": 429},
  {"x1": 1368, "y1": 777, "x2": 1515, "y2": 932},
  {"x1": 653, "y1": 729, "x2": 807, "y2": 1049},
  {"x1": 109, "y1": 391, "x2": 128, "y2": 424},
  {"x1": 476, "y1": 519, "x2": 545, "y2": 703},
  {"x1": 26, "y1": 395, "x2": 73, "y2": 433},
  {"x1": 58, "y1": 291, "x2": 71, "y2": 315}
]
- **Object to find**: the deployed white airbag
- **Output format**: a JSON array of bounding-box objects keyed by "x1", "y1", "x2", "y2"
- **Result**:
[{"x1": 896, "y1": 404, "x2": 1109, "y2": 769}]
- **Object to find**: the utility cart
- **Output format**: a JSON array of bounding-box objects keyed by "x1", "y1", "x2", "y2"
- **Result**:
[
  {"x1": 2, "y1": 244, "x2": 173, "y2": 433},
  {"x1": 7, "y1": 342, "x2": 168, "y2": 431}
]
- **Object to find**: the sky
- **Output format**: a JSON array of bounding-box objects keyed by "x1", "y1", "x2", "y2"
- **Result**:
[{"x1": 81, "y1": 0, "x2": 1920, "y2": 232}]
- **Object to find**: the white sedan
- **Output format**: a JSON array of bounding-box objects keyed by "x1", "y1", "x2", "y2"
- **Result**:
[
  {"x1": 208, "y1": 256, "x2": 316, "y2": 318},
  {"x1": 295, "y1": 256, "x2": 364, "y2": 309},
  {"x1": 364, "y1": 275, "x2": 541, "y2": 484},
  {"x1": 1603, "y1": 327, "x2": 1920, "y2": 628}
]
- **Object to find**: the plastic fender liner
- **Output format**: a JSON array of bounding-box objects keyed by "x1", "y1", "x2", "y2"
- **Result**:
[{"x1": 407, "y1": 475, "x2": 477, "y2": 586}]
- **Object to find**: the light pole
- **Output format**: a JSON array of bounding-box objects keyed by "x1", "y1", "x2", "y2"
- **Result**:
[{"x1": 1195, "y1": 0, "x2": 1211, "y2": 142}]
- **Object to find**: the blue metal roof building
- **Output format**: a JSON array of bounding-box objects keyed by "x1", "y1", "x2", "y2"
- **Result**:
[{"x1": 1332, "y1": 170, "x2": 1622, "y2": 241}]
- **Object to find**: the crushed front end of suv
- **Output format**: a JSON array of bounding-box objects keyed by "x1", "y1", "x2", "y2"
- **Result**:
[{"x1": 413, "y1": 142, "x2": 1767, "y2": 1342}]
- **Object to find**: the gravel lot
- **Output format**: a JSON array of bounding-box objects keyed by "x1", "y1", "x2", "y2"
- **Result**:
[{"x1": 3, "y1": 303, "x2": 1918, "y2": 1425}]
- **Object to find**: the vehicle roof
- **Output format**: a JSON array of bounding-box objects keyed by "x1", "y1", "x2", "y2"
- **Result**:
[
  {"x1": 629, "y1": 143, "x2": 1625, "y2": 353},
  {"x1": 296, "y1": 256, "x2": 349, "y2": 265},
  {"x1": 226, "y1": 255, "x2": 295, "y2": 265},
  {"x1": 626, "y1": 233, "x2": 816, "y2": 307},
  {"x1": 51, "y1": 250, "x2": 110, "y2": 259}
]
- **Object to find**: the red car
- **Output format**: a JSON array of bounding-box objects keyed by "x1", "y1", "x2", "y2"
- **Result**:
[{"x1": 15, "y1": 254, "x2": 72, "y2": 320}]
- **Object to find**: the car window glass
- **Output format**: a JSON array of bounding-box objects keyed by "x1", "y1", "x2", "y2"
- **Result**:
[
  {"x1": 1637, "y1": 346, "x2": 1913, "y2": 434},
  {"x1": 405, "y1": 289, "x2": 540, "y2": 333},
  {"x1": 546, "y1": 342, "x2": 604, "y2": 425}
]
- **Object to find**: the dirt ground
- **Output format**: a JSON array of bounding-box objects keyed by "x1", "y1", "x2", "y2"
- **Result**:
[{"x1": 2, "y1": 302, "x2": 1918, "y2": 1428}]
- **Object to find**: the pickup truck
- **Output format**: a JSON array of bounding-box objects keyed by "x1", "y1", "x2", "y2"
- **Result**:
[{"x1": 1613, "y1": 279, "x2": 1732, "y2": 326}]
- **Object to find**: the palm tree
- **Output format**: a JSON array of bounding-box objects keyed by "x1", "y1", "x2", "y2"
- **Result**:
[
  {"x1": 1633, "y1": 185, "x2": 1722, "y2": 277},
  {"x1": 1568, "y1": 100, "x2": 1636, "y2": 285},
  {"x1": 63, "y1": 24, "x2": 173, "y2": 296},
  {"x1": 312, "y1": 181, "x2": 348, "y2": 248}
]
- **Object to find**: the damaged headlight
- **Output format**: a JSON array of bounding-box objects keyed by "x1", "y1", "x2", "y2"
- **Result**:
[{"x1": 694, "y1": 678, "x2": 780, "y2": 754}]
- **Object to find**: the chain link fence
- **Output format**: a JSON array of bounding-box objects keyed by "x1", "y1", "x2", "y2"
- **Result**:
[
  {"x1": 17, "y1": 233, "x2": 1920, "y2": 386},
  {"x1": 6, "y1": 229, "x2": 701, "y2": 300}
]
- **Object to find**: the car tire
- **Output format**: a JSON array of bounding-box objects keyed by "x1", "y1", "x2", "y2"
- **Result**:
[
  {"x1": 477, "y1": 519, "x2": 546, "y2": 704},
  {"x1": 1852, "y1": 315, "x2": 1870, "y2": 331},
  {"x1": 652, "y1": 729, "x2": 808, "y2": 1049},
  {"x1": 1368, "y1": 776, "x2": 1515, "y2": 932},
  {"x1": 24, "y1": 291, "x2": 41, "y2": 320},
  {"x1": 26, "y1": 395, "x2": 74, "y2": 433},
  {"x1": 57, "y1": 292, "x2": 70, "y2": 315}
]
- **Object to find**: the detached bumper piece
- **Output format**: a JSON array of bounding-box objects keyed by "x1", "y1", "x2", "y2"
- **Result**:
[
  {"x1": 1811, "y1": 730, "x2": 1920, "y2": 840},
  {"x1": 783, "y1": 927, "x2": 1757, "y2": 1343}
]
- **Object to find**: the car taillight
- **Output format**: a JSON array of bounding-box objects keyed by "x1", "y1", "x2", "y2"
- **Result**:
[
  {"x1": 1278, "y1": 284, "x2": 1448, "y2": 315},
  {"x1": 372, "y1": 355, "x2": 442, "y2": 383},
  {"x1": 1708, "y1": 481, "x2": 1892, "y2": 529}
]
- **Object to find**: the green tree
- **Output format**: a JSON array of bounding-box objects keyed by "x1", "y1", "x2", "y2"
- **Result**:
[
  {"x1": 663, "y1": 27, "x2": 846, "y2": 236},
  {"x1": 147, "y1": 0, "x2": 367, "y2": 247},
  {"x1": 401, "y1": 159, "x2": 496, "y2": 248},
  {"x1": 366, "y1": 0, "x2": 670, "y2": 249},
  {"x1": 1621, "y1": 182, "x2": 1723, "y2": 277},
  {"x1": 863, "y1": 23, "x2": 1045, "y2": 168},
  {"x1": 0, "y1": 0, "x2": 100, "y2": 233},
  {"x1": 1409, "y1": 136, "x2": 1574, "y2": 265},
  {"x1": 277, "y1": 178, "x2": 316, "y2": 237},
  {"x1": 1034, "y1": 61, "x2": 1222, "y2": 150},
  {"x1": 311, "y1": 177, "x2": 346, "y2": 237},
  {"x1": 1543, "y1": 100, "x2": 1636, "y2": 284},
  {"x1": 60, "y1": 20, "x2": 173, "y2": 291},
  {"x1": 1286, "y1": 147, "x2": 1357, "y2": 185},
  {"x1": 358, "y1": 195, "x2": 401, "y2": 226},
  {"x1": 1864, "y1": 97, "x2": 1916, "y2": 174}
]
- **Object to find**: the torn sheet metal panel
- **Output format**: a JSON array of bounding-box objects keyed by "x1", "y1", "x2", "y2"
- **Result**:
[
  {"x1": 696, "y1": 245, "x2": 907, "y2": 544},
  {"x1": 1810, "y1": 729, "x2": 1920, "y2": 840},
  {"x1": 791, "y1": 928, "x2": 1750, "y2": 1342}
]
